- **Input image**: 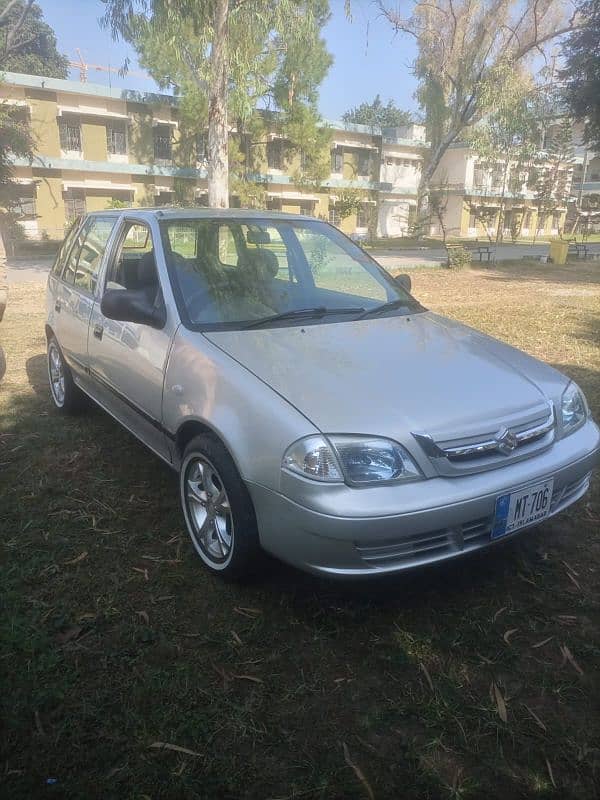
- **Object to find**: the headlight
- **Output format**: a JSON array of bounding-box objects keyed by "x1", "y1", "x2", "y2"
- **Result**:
[
  {"x1": 282, "y1": 435, "x2": 422, "y2": 485},
  {"x1": 561, "y1": 382, "x2": 588, "y2": 436},
  {"x1": 282, "y1": 436, "x2": 344, "y2": 482}
]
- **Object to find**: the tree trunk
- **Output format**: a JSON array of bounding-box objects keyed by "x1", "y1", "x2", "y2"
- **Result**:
[
  {"x1": 416, "y1": 128, "x2": 460, "y2": 237},
  {"x1": 208, "y1": 0, "x2": 229, "y2": 208}
]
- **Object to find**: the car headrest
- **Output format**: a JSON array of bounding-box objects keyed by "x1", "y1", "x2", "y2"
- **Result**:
[
  {"x1": 137, "y1": 250, "x2": 158, "y2": 288},
  {"x1": 245, "y1": 248, "x2": 278, "y2": 280}
]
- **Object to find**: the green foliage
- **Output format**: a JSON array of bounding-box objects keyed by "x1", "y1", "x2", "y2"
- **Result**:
[
  {"x1": 334, "y1": 188, "x2": 365, "y2": 221},
  {"x1": 342, "y1": 94, "x2": 413, "y2": 128},
  {"x1": 103, "y1": 0, "x2": 332, "y2": 205},
  {"x1": 0, "y1": 0, "x2": 69, "y2": 77},
  {"x1": 105, "y1": 198, "x2": 129, "y2": 209},
  {"x1": 445, "y1": 244, "x2": 472, "y2": 269},
  {"x1": 561, "y1": 0, "x2": 600, "y2": 151}
]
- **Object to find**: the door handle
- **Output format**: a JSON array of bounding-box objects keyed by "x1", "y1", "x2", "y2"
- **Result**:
[
  {"x1": 54, "y1": 300, "x2": 61, "y2": 313},
  {"x1": 93, "y1": 324, "x2": 103, "y2": 340}
]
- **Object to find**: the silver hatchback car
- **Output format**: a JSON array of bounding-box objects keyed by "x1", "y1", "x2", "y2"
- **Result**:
[{"x1": 46, "y1": 209, "x2": 599, "y2": 579}]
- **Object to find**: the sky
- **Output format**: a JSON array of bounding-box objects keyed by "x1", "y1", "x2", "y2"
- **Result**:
[{"x1": 37, "y1": 0, "x2": 420, "y2": 121}]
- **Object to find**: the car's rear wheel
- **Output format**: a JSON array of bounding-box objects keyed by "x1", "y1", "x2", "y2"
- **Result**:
[
  {"x1": 47, "y1": 337, "x2": 85, "y2": 413},
  {"x1": 180, "y1": 434, "x2": 262, "y2": 579}
]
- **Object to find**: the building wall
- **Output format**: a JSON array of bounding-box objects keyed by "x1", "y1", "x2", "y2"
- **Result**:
[{"x1": 3, "y1": 71, "x2": 429, "y2": 241}]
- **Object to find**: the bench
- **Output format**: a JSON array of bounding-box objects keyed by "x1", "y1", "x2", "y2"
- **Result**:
[
  {"x1": 467, "y1": 244, "x2": 494, "y2": 262},
  {"x1": 567, "y1": 243, "x2": 589, "y2": 260}
]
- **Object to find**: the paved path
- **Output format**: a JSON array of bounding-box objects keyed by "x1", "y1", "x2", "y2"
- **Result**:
[
  {"x1": 4, "y1": 256, "x2": 54, "y2": 285},
  {"x1": 3, "y1": 242, "x2": 600, "y2": 284},
  {"x1": 374, "y1": 242, "x2": 600, "y2": 270}
]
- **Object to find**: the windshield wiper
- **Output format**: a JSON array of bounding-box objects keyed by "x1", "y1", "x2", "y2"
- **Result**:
[
  {"x1": 356, "y1": 297, "x2": 423, "y2": 320},
  {"x1": 243, "y1": 306, "x2": 365, "y2": 329}
]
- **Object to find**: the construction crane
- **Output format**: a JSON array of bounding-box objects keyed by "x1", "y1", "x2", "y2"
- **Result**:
[{"x1": 69, "y1": 49, "x2": 150, "y2": 84}]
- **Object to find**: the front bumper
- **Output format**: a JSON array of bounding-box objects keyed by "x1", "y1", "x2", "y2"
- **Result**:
[{"x1": 248, "y1": 419, "x2": 600, "y2": 577}]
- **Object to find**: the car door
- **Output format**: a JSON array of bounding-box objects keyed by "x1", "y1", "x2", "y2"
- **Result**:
[
  {"x1": 87, "y1": 217, "x2": 177, "y2": 464},
  {"x1": 50, "y1": 214, "x2": 118, "y2": 380}
]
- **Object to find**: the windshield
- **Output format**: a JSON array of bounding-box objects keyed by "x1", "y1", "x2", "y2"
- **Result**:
[{"x1": 159, "y1": 217, "x2": 421, "y2": 329}]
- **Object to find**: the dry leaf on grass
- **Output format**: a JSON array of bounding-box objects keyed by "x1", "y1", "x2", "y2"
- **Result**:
[
  {"x1": 523, "y1": 704, "x2": 547, "y2": 732},
  {"x1": 560, "y1": 645, "x2": 584, "y2": 676},
  {"x1": 503, "y1": 628, "x2": 518, "y2": 644},
  {"x1": 492, "y1": 606, "x2": 507, "y2": 623},
  {"x1": 531, "y1": 636, "x2": 554, "y2": 649},
  {"x1": 233, "y1": 606, "x2": 262, "y2": 618},
  {"x1": 342, "y1": 742, "x2": 375, "y2": 800},
  {"x1": 149, "y1": 741, "x2": 201, "y2": 758},
  {"x1": 545, "y1": 757, "x2": 556, "y2": 788},
  {"x1": 419, "y1": 662, "x2": 434, "y2": 692},
  {"x1": 56, "y1": 625, "x2": 82, "y2": 645},
  {"x1": 231, "y1": 674, "x2": 263, "y2": 684},
  {"x1": 64, "y1": 551, "x2": 88, "y2": 565},
  {"x1": 492, "y1": 681, "x2": 508, "y2": 723}
]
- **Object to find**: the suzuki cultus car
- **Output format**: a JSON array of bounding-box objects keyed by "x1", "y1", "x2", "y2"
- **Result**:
[{"x1": 46, "y1": 209, "x2": 600, "y2": 578}]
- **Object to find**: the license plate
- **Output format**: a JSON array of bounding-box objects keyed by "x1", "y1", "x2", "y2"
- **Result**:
[{"x1": 491, "y1": 478, "x2": 554, "y2": 540}]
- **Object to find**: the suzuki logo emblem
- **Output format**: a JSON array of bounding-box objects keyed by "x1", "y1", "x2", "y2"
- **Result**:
[{"x1": 495, "y1": 426, "x2": 519, "y2": 454}]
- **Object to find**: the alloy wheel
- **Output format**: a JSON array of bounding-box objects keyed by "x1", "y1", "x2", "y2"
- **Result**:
[
  {"x1": 48, "y1": 341, "x2": 65, "y2": 407},
  {"x1": 184, "y1": 456, "x2": 234, "y2": 565}
]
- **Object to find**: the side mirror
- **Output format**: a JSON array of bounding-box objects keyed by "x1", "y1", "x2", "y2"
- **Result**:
[
  {"x1": 101, "y1": 288, "x2": 166, "y2": 329},
  {"x1": 395, "y1": 273, "x2": 412, "y2": 293}
]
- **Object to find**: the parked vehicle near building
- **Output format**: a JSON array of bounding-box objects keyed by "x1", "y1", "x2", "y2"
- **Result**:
[{"x1": 46, "y1": 208, "x2": 599, "y2": 579}]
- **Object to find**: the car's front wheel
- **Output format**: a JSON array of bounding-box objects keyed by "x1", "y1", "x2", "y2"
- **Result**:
[
  {"x1": 47, "y1": 336, "x2": 85, "y2": 413},
  {"x1": 180, "y1": 434, "x2": 262, "y2": 580}
]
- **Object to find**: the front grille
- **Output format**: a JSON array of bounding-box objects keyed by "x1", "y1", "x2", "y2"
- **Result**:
[
  {"x1": 550, "y1": 472, "x2": 592, "y2": 514},
  {"x1": 355, "y1": 516, "x2": 492, "y2": 567}
]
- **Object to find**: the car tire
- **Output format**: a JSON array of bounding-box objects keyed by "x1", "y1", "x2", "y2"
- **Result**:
[
  {"x1": 180, "y1": 434, "x2": 262, "y2": 580},
  {"x1": 47, "y1": 336, "x2": 86, "y2": 414}
]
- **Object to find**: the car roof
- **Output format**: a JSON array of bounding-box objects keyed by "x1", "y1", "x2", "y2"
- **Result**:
[{"x1": 86, "y1": 207, "x2": 318, "y2": 222}]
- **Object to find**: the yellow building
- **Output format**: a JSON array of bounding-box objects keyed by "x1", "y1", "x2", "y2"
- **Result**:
[
  {"x1": 432, "y1": 143, "x2": 573, "y2": 239},
  {"x1": 2, "y1": 71, "x2": 431, "y2": 242}
]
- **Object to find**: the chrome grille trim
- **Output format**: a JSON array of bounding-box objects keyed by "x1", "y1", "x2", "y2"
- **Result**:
[{"x1": 413, "y1": 403, "x2": 555, "y2": 464}]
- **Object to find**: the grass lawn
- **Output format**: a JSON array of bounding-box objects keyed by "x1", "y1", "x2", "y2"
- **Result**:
[{"x1": 1, "y1": 261, "x2": 599, "y2": 800}]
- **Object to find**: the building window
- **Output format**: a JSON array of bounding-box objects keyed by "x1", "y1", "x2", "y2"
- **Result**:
[
  {"x1": 15, "y1": 187, "x2": 36, "y2": 217},
  {"x1": 196, "y1": 132, "x2": 208, "y2": 162},
  {"x1": 552, "y1": 211, "x2": 561, "y2": 229},
  {"x1": 155, "y1": 190, "x2": 174, "y2": 206},
  {"x1": 356, "y1": 204, "x2": 369, "y2": 228},
  {"x1": 473, "y1": 167, "x2": 487, "y2": 188},
  {"x1": 469, "y1": 210, "x2": 477, "y2": 228},
  {"x1": 59, "y1": 118, "x2": 82, "y2": 152},
  {"x1": 153, "y1": 124, "x2": 172, "y2": 161},
  {"x1": 328, "y1": 205, "x2": 340, "y2": 226},
  {"x1": 107, "y1": 123, "x2": 127, "y2": 155},
  {"x1": 331, "y1": 147, "x2": 343, "y2": 173},
  {"x1": 357, "y1": 151, "x2": 371, "y2": 176},
  {"x1": 267, "y1": 197, "x2": 282, "y2": 211},
  {"x1": 64, "y1": 189, "x2": 86, "y2": 223},
  {"x1": 299, "y1": 200, "x2": 315, "y2": 217},
  {"x1": 267, "y1": 139, "x2": 284, "y2": 170}
]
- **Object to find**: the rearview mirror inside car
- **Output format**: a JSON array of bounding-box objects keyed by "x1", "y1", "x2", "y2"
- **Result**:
[
  {"x1": 100, "y1": 288, "x2": 166, "y2": 329},
  {"x1": 247, "y1": 229, "x2": 271, "y2": 245}
]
